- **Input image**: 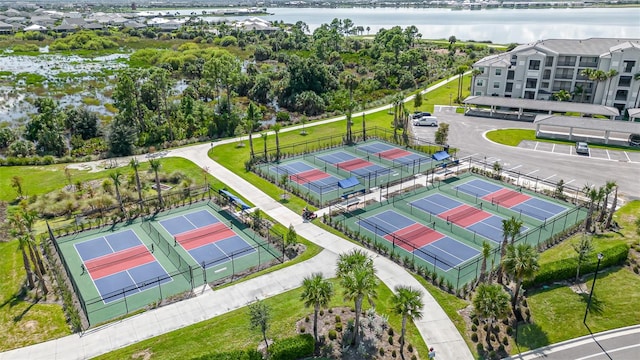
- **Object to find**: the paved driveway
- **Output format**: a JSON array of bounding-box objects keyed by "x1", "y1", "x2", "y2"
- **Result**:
[{"x1": 518, "y1": 140, "x2": 640, "y2": 163}]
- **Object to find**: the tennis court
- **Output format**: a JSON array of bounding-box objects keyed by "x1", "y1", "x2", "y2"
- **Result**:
[
  {"x1": 159, "y1": 210, "x2": 255, "y2": 269},
  {"x1": 408, "y1": 193, "x2": 527, "y2": 244},
  {"x1": 266, "y1": 160, "x2": 344, "y2": 195},
  {"x1": 453, "y1": 178, "x2": 568, "y2": 221},
  {"x1": 355, "y1": 141, "x2": 433, "y2": 168},
  {"x1": 357, "y1": 209, "x2": 479, "y2": 271},
  {"x1": 315, "y1": 150, "x2": 392, "y2": 178},
  {"x1": 75, "y1": 229, "x2": 171, "y2": 303}
]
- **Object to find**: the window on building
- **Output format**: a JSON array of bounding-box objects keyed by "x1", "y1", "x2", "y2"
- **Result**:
[
  {"x1": 623, "y1": 60, "x2": 636, "y2": 73},
  {"x1": 476, "y1": 80, "x2": 484, "y2": 86},
  {"x1": 493, "y1": 82, "x2": 500, "y2": 89},
  {"x1": 545, "y1": 57, "x2": 554, "y2": 67},
  {"x1": 524, "y1": 91, "x2": 535, "y2": 99},
  {"x1": 618, "y1": 76, "x2": 631, "y2": 87},
  {"x1": 541, "y1": 82, "x2": 549, "y2": 89},
  {"x1": 615, "y1": 90, "x2": 628, "y2": 101},
  {"x1": 505, "y1": 83, "x2": 513, "y2": 92},
  {"x1": 528, "y1": 60, "x2": 541, "y2": 70},
  {"x1": 479, "y1": 67, "x2": 485, "y2": 74},
  {"x1": 475, "y1": 91, "x2": 482, "y2": 96},
  {"x1": 495, "y1": 68, "x2": 502, "y2": 76},
  {"x1": 525, "y1": 78, "x2": 538, "y2": 88},
  {"x1": 507, "y1": 70, "x2": 515, "y2": 80}
]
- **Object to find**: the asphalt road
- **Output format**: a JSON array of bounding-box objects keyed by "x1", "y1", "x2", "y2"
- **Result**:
[
  {"x1": 411, "y1": 108, "x2": 640, "y2": 200},
  {"x1": 508, "y1": 324, "x2": 640, "y2": 360}
]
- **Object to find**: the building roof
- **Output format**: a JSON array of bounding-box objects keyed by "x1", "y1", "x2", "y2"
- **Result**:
[
  {"x1": 534, "y1": 115, "x2": 640, "y2": 133},
  {"x1": 473, "y1": 52, "x2": 511, "y2": 67},
  {"x1": 0, "y1": 21, "x2": 12, "y2": 29},
  {"x1": 529, "y1": 38, "x2": 640, "y2": 56},
  {"x1": 463, "y1": 96, "x2": 620, "y2": 117},
  {"x1": 628, "y1": 108, "x2": 640, "y2": 118}
]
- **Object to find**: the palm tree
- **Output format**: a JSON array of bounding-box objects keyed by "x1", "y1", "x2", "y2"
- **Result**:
[
  {"x1": 603, "y1": 69, "x2": 619, "y2": 105},
  {"x1": 456, "y1": 65, "x2": 468, "y2": 102},
  {"x1": 336, "y1": 249, "x2": 378, "y2": 347},
  {"x1": 392, "y1": 93, "x2": 403, "y2": 143},
  {"x1": 580, "y1": 69, "x2": 606, "y2": 104},
  {"x1": 502, "y1": 243, "x2": 539, "y2": 311},
  {"x1": 271, "y1": 124, "x2": 282, "y2": 161},
  {"x1": 129, "y1": 158, "x2": 143, "y2": 211},
  {"x1": 9, "y1": 216, "x2": 35, "y2": 290},
  {"x1": 473, "y1": 283, "x2": 510, "y2": 350},
  {"x1": 392, "y1": 285, "x2": 424, "y2": 360},
  {"x1": 479, "y1": 241, "x2": 492, "y2": 284},
  {"x1": 634, "y1": 72, "x2": 640, "y2": 108},
  {"x1": 572, "y1": 84, "x2": 585, "y2": 103},
  {"x1": 109, "y1": 170, "x2": 125, "y2": 216},
  {"x1": 12, "y1": 209, "x2": 48, "y2": 296},
  {"x1": 496, "y1": 217, "x2": 514, "y2": 284},
  {"x1": 470, "y1": 68, "x2": 483, "y2": 95},
  {"x1": 508, "y1": 217, "x2": 524, "y2": 244},
  {"x1": 598, "y1": 180, "x2": 616, "y2": 223},
  {"x1": 342, "y1": 73, "x2": 358, "y2": 144},
  {"x1": 261, "y1": 132, "x2": 268, "y2": 160},
  {"x1": 300, "y1": 273, "x2": 334, "y2": 352},
  {"x1": 605, "y1": 184, "x2": 619, "y2": 229},
  {"x1": 583, "y1": 185, "x2": 602, "y2": 233},
  {"x1": 246, "y1": 102, "x2": 260, "y2": 158},
  {"x1": 149, "y1": 159, "x2": 163, "y2": 208}
]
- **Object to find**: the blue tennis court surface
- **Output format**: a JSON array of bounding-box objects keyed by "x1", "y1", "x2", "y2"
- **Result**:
[
  {"x1": 160, "y1": 210, "x2": 255, "y2": 269},
  {"x1": 355, "y1": 142, "x2": 432, "y2": 166},
  {"x1": 159, "y1": 210, "x2": 220, "y2": 236},
  {"x1": 74, "y1": 229, "x2": 171, "y2": 303},
  {"x1": 316, "y1": 151, "x2": 392, "y2": 178},
  {"x1": 409, "y1": 194, "x2": 526, "y2": 244},
  {"x1": 269, "y1": 161, "x2": 342, "y2": 195},
  {"x1": 357, "y1": 210, "x2": 479, "y2": 271},
  {"x1": 455, "y1": 178, "x2": 568, "y2": 221}
]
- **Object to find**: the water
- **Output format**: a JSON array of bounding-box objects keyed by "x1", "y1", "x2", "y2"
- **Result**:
[{"x1": 196, "y1": 7, "x2": 640, "y2": 44}]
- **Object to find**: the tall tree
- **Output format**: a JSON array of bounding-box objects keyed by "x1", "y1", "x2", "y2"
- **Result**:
[
  {"x1": 603, "y1": 69, "x2": 619, "y2": 105},
  {"x1": 598, "y1": 180, "x2": 617, "y2": 223},
  {"x1": 341, "y1": 73, "x2": 358, "y2": 144},
  {"x1": 130, "y1": 158, "x2": 144, "y2": 210},
  {"x1": 508, "y1": 217, "x2": 524, "y2": 245},
  {"x1": 261, "y1": 132, "x2": 269, "y2": 160},
  {"x1": 479, "y1": 241, "x2": 492, "y2": 284},
  {"x1": 300, "y1": 273, "x2": 334, "y2": 352},
  {"x1": 149, "y1": 159, "x2": 163, "y2": 208},
  {"x1": 245, "y1": 102, "x2": 261, "y2": 158},
  {"x1": 109, "y1": 170, "x2": 125, "y2": 216},
  {"x1": 8, "y1": 215, "x2": 35, "y2": 290},
  {"x1": 572, "y1": 234, "x2": 593, "y2": 282},
  {"x1": 336, "y1": 249, "x2": 378, "y2": 347},
  {"x1": 271, "y1": 124, "x2": 282, "y2": 160},
  {"x1": 455, "y1": 65, "x2": 468, "y2": 102},
  {"x1": 634, "y1": 72, "x2": 640, "y2": 108},
  {"x1": 502, "y1": 243, "x2": 539, "y2": 311},
  {"x1": 605, "y1": 185, "x2": 619, "y2": 229},
  {"x1": 473, "y1": 283, "x2": 510, "y2": 350},
  {"x1": 496, "y1": 217, "x2": 513, "y2": 284},
  {"x1": 391, "y1": 285, "x2": 424, "y2": 360},
  {"x1": 471, "y1": 68, "x2": 483, "y2": 95},
  {"x1": 248, "y1": 299, "x2": 271, "y2": 350}
]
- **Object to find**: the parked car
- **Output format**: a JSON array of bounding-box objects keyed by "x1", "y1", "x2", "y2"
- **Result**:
[
  {"x1": 629, "y1": 133, "x2": 640, "y2": 147},
  {"x1": 409, "y1": 111, "x2": 431, "y2": 120},
  {"x1": 575, "y1": 142, "x2": 589, "y2": 155},
  {"x1": 413, "y1": 116, "x2": 438, "y2": 127}
]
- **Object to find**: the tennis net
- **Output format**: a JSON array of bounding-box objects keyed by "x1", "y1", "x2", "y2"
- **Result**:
[
  {"x1": 86, "y1": 245, "x2": 149, "y2": 272},
  {"x1": 176, "y1": 222, "x2": 233, "y2": 246},
  {"x1": 447, "y1": 204, "x2": 483, "y2": 223},
  {"x1": 492, "y1": 190, "x2": 520, "y2": 204}
]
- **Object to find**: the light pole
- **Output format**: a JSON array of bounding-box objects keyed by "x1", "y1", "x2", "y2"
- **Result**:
[{"x1": 583, "y1": 253, "x2": 604, "y2": 324}]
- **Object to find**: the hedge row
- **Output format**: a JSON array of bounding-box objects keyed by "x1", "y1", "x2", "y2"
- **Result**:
[
  {"x1": 189, "y1": 349, "x2": 262, "y2": 360},
  {"x1": 524, "y1": 243, "x2": 629, "y2": 288},
  {"x1": 269, "y1": 334, "x2": 315, "y2": 360}
]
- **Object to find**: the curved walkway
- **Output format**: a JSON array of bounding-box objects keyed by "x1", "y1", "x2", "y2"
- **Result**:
[{"x1": 1, "y1": 76, "x2": 473, "y2": 360}]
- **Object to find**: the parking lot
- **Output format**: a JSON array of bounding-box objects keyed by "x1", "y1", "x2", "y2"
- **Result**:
[{"x1": 518, "y1": 141, "x2": 640, "y2": 162}]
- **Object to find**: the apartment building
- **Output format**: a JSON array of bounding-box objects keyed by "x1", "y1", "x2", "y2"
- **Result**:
[{"x1": 471, "y1": 38, "x2": 640, "y2": 114}]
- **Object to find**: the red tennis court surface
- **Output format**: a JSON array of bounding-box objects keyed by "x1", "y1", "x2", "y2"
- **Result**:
[
  {"x1": 175, "y1": 222, "x2": 235, "y2": 250},
  {"x1": 439, "y1": 205, "x2": 491, "y2": 227},
  {"x1": 337, "y1": 158, "x2": 371, "y2": 171},
  {"x1": 379, "y1": 148, "x2": 411, "y2": 160},
  {"x1": 483, "y1": 188, "x2": 531, "y2": 208},
  {"x1": 289, "y1": 169, "x2": 330, "y2": 184},
  {"x1": 86, "y1": 245, "x2": 154, "y2": 279},
  {"x1": 384, "y1": 223, "x2": 443, "y2": 251}
]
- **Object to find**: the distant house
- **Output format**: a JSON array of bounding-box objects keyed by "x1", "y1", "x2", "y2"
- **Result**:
[
  {"x1": 29, "y1": 16, "x2": 56, "y2": 27},
  {"x1": 23, "y1": 24, "x2": 48, "y2": 32},
  {"x1": 4, "y1": 17, "x2": 26, "y2": 24},
  {"x1": 122, "y1": 20, "x2": 146, "y2": 29},
  {"x1": 54, "y1": 23, "x2": 76, "y2": 33},
  {"x1": 0, "y1": 21, "x2": 14, "y2": 34},
  {"x1": 234, "y1": 17, "x2": 278, "y2": 33},
  {"x1": 62, "y1": 17, "x2": 87, "y2": 28},
  {"x1": 83, "y1": 22, "x2": 104, "y2": 31}
]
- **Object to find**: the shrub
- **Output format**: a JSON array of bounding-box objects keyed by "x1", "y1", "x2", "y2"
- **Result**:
[
  {"x1": 335, "y1": 322, "x2": 343, "y2": 332},
  {"x1": 392, "y1": 349, "x2": 397, "y2": 358},
  {"x1": 524, "y1": 243, "x2": 629, "y2": 288},
  {"x1": 388, "y1": 327, "x2": 394, "y2": 336},
  {"x1": 190, "y1": 349, "x2": 262, "y2": 360},
  {"x1": 471, "y1": 333, "x2": 478, "y2": 342},
  {"x1": 388, "y1": 335, "x2": 394, "y2": 345},
  {"x1": 471, "y1": 324, "x2": 477, "y2": 331},
  {"x1": 379, "y1": 347, "x2": 385, "y2": 356},
  {"x1": 328, "y1": 330, "x2": 337, "y2": 340},
  {"x1": 411, "y1": 355, "x2": 418, "y2": 360},
  {"x1": 268, "y1": 334, "x2": 314, "y2": 360},
  {"x1": 335, "y1": 315, "x2": 341, "y2": 323},
  {"x1": 407, "y1": 343, "x2": 413, "y2": 352},
  {"x1": 319, "y1": 309, "x2": 324, "y2": 316},
  {"x1": 503, "y1": 336, "x2": 509, "y2": 345},
  {"x1": 305, "y1": 315, "x2": 309, "y2": 323}
]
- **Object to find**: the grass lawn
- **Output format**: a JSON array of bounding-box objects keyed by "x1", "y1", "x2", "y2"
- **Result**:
[
  {"x1": 0, "y1": 241, "x2": 70, "y2": 351},
  {"x1": 94, "y1": 278, "x2": 429, "y2": 360},
  {"x1": 486, "y1": 129, "x2": 640, "y2": 152},
  {"x1": 516, "y1": 200, "x2": 640, "y2": 352}
]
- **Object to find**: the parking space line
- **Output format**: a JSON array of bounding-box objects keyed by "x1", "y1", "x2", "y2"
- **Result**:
[
  {"x1": 543, "y1": 174, "x2": 556, "y2": 181},
  {"x1": 552, "y1": 144, "x2": 556, "y2": 152},
  {"x1": 534, "y1": 142, "x2": 539, "y2": 150},
  {"x1": 565, "y1": 179, "x2": 576, "y2": 185},
  {"x1": 509, "y1": 165, "x2": 522, "y2": 171},
  {"x1": 606, "y1": 150, "x2": 611, "y2": 160},
  {"x1": 570, "y1": 146, "x2": 573, "y2": 155},
  {"x1": 526, "y1": 169, "x2": 539, "y2": 176},
  {"x1": 625, "y1": 152, "x2": 631, "y2": 162}
]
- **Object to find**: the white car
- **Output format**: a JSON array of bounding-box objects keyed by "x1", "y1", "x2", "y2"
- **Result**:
[
  {"x1": 413, "y1": 116, "x2": 438, "y2": 127},
  {"x1": 575, "y1": 142, "x2": 589, "y2": 155}
]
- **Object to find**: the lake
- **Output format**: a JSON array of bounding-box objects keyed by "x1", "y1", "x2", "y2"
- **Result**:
[{"x1": 198, "y1": 7, "x2": 640, "y2": 44}]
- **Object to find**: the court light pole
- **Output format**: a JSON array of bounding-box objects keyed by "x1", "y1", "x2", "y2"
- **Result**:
[{"x1": 583, "y1": 253, "x2": 604, "y2": 324}]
